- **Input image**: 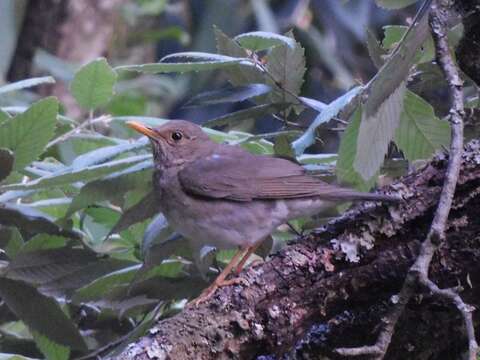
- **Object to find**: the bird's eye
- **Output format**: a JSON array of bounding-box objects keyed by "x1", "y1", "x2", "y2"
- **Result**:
[{"x1": 171, "y1": 131, "x2": 183, "y2": 141}]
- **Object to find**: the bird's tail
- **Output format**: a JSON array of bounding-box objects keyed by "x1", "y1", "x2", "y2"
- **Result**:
[{"x1": 320, "y1": 186, "x2": 401, "y2": 203}]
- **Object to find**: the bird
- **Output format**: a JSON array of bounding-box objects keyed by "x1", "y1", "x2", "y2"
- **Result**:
[{"x1": 127, "y1": 120, "x2": 399, "y2": 305}]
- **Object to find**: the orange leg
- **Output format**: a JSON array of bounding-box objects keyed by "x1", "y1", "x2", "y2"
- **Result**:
[
  {"x1": 234, "y1": 243, "x2": 261, "y2": 275},
  {"x1": 190, "y1": 248, "x2": 246, "y2": 306}
]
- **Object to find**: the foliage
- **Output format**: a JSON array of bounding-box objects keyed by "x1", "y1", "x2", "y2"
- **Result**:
[{"x1": 0, "y1": 0, "x2": 473, "y2": 358}]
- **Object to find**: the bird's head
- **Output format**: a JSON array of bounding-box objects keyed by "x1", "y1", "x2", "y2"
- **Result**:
[{"x1": 127, "y1": 120, "x2": 214, "y2": 168}]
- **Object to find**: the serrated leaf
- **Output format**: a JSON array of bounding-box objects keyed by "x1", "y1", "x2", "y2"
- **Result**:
[
  {"x1": 0, "y1": 97, "x2": 58, "y2": 170},
  {"x1": 394, "y1": 90, "x2": 451, "y2": 161},
  {"x1": 0, "y1": 76, "x2": 56, "y2": 95},
  {"x1": 115, "y1": 52, "x2": 253, "y2": 74},
  {"x1": 375, "y1": 0, "x2": 419, "y2": 9},
  {"x1": 70, "y1": 58, "x2": 117, "y2": 109},
  {"x1": 67, "y1": 160, "x2": 153, "y2": 216},
  {"x1": 364, "y1": 2, "x2": 430, "y2": 118},
  {"x1": 234, "y1": 31, "x2": 296, "y2": 51},
  {"x1": 382, "y1": 25, "x2": 434, "y2": 64},
  {"x1": 265, "y1": 31, "x2": 306, "y2": 104},
  {"x1": 355, "y1": 82, "x2": 407, "y2": 180},
  {"x1": 293, "y1": 86, "x2": 363, "y2": 155},
  {"x1": 0, "y1": 148, "x2": 14, "y2": 182},
  {"x1": 0, "y1": 154, "x2": 150, "y2": 191},
  {"x1": 0, "y1": 203, "x2": 80, "y2": 238},
  {"x1": 0, "y1": 278, "x2": 86, "y2": 351},
  {"x1": 336, "y1": 108, "x2": 377, "y2": 191},
  {"x1": 185, "y1": 84, "x2": 272, "y2": 107},
  {"x1": 109, "y1": 191, "x2": 159, "y2": 235},
  {"x1": 215, "y1": 27, "x2": 266, "y2": 85}
]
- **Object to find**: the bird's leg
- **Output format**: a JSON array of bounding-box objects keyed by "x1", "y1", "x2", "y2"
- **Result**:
[
  {"x1": 190, "y1": 248, "x2": 246, "y2": 306},
  {"x1": 234, "y1": 243, "x2": 261, "y2": 275}
]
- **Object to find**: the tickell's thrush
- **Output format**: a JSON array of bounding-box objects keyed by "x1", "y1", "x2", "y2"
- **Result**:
[{"x1": 127, "y1": 120, "x2": 399, "y2": 305}]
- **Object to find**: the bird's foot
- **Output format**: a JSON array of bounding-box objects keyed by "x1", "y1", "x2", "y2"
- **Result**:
[
  {"x1": 189, "y1": 277, "x2": 249, "y2": 307},
  {"x1": 234, "y1": 258, "x2": 264, "y2": 275}
]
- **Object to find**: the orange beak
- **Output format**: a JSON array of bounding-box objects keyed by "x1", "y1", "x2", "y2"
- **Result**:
[{"x1": 126, "y1": 121, "x2": 157, "y2": 139}]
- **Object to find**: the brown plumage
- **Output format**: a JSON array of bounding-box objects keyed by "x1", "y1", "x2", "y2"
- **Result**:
[
  {"x1": 178, "y1": 149, "x2": 396, "y2": 202},
  {"x1": 127, "y1": 119, "x2": 399, "y2": 305}
]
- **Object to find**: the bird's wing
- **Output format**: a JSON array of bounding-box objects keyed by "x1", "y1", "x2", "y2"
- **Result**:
[{"x1": 178, "y1": 150, "x2": 356, "y2": 202}]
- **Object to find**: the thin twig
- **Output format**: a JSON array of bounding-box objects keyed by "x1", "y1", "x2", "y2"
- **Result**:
[
  {"x1": 336, "y1": 1, "x2": 477, "y2": 358},
  {"x1": 46, "y1": 114, "x2": 112, "y2": 149}
]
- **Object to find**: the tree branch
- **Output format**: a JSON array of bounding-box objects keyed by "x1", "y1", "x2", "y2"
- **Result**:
[{"x1": 113, "y1": 138, "x2": 480, "y2": 359}]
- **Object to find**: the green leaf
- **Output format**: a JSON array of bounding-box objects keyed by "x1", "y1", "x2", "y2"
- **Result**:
[
  {"x1": 382, "y1": 25, "x2": 434, "y2": 64},
  {"x1": 115, "y1": 52, "x2": 253, "y2": 74},
  {"x1": 355, "y1": 82, "x2": 407, "y2": 180},
  {"x1": 0, "y1": 154, "x2": 150, "y2": 191},
  {"x1": 273, "y1": 134, "x2": 295, "y2": 159},
  {"x1": 71, "y1": 137, "x2": 148, "y2": 169},
  {"x1": 0, "y1": 278, "x2": 86, "y2": 351},
  {"x1": 214, "y1": 27, "x2": 265, "y2": 86},
  {"x1": 0, "y1": 109, "x2": 10, "y2": 124},
  {"x1": 336, "y1": 108, "x2": 376, "y2": 191},
  {"x1": 354, "y1": 0, "x2": 433, "y2": 181},
  {"x1": 109, "y1": 191, "x2": 159, "y2": 235},
  {"x1": 366, "y1": 28, "x2": 386, "y2": 69},
  {"x1": 0, "y1": 148, "x2": 14, "y2": 182},
  {"x1": 0, "y1": 76, "x2": 56, "y2": 95},
  {"x1": 142, "y1": 214, "x2": 172, "y2": 256},
  {"x1": 292, "y1": 86, "x2": 363, "y2": 155},
  {"x1": 2, "y1": 227, "x2": 24, "y2": 259},
  {"x1": 0, "y1": 354, "x2": 38, "y2": 360},
  {"x1": 0, "y1": 97, "x2": 58, "y2": 170},
  {"x1": 27, "y1": 198, "x2": 71, "y2": 219},
  {"x1": 6, "y1": 248, "x2": 97, "y2": 285},
  {"x1": 185, "y1": 84, "x2": 272, "y2": 107},
  {"x1": 39, "y1": 258, "x2": 133, "y2": 297},
  {"x1": 375, "y1": 0, "x2": 419, "y2": 9},
  {"x1": 0, "y1": 203, "x2": 80, "y2": 239},
  {"x1": 364, "y1": 2, "x2": 430, "y2": 119},
  {"x1": 204, "y1": 103, "x2": 287, "y2": 128},
  {"x1": 20, "y1": 234, "x2": 67, "y2": 253},
  {"x1": 66, "y1": 160, "x2": 153, "y2": 216},
  {"x1": 234, "y1": 31, "x2": 296, "y2": 51},
  {"x1": 394, "y1": 91, "x2": 451, "y2": 161},
  {"x1": 137, "y1": 235, "x2": 190, "y2": 284},
  {"x1": 72, "y1": 265, "x2": 140, "y2": 303},
  {"x1": 265, "y1": 31, "x2": 306, "y2": 104},
  {"x1": 70, "y1": 58, "x2": 117, "y2": 109},
  {"x1": 31, "y1": 331, "x2": 69, "y2": 360}
]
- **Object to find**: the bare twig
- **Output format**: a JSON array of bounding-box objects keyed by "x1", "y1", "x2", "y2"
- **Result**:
[
  {"x1": 336, "y1": 1, "x2": 477, "y2": 358},
  {"x1": 46, "y1": 114, "x2": 112, "y2": 149}
]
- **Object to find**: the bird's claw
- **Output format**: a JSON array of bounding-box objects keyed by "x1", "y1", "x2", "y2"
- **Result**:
[{"x1": 189, "y1": 277, "x2": 250, "y2": 307}]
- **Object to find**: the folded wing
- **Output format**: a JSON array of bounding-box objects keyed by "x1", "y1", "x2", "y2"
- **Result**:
[{"x1": 178, "y1": 148, "x2": 390, "y2": 202}]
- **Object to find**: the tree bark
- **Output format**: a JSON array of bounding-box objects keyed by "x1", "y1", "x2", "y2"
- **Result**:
[{"x1": 114, "y1": 139, "x2": 480, "y2": 360}]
